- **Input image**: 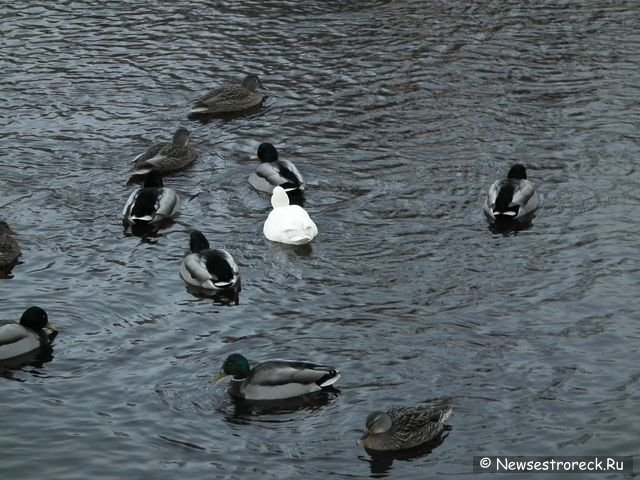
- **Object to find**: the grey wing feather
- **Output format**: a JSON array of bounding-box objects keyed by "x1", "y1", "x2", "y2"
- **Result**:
[
  {"x1": 254, "y1": 162, "x2": 291, "y2": 187},
  {"x1": 122, "y1": 190, "x2": 139, "y2": 219},
  {"x1": 251, "y1": 161, "x2": 305, "y2": 191},
  {"x1": 485, "y1": 179, "x2": 502, "y2": 208},
  {"x1": 0, "y1": 324, "x2": 28, "y2": 346},
  {"x1": 154, "y1": 189, "x2": 181, "y2": 219},
  {"x1": 181, "y1": 253, "x2": 212, "y2": 285},
  {"x1": 512, "y1": 180, "x2": 538, "y2": 215},
  {"x1": 132, "y1": 143, "x2": 167, "y2": 165},
  {"x1": 250, "y1": 360, "x2": 337, "y2": 386}
]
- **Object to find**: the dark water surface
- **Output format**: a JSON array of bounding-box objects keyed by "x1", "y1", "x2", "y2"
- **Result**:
[{"x1": 2, "y1": 1, "x2": 639, "y2": 479}]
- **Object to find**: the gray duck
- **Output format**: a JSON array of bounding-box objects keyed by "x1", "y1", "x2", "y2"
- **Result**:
[
  {"x1": 131, "y1": 127, "x2": 197, "y2": 176},
  {"x1": 0, "y1": 307, "x2": 57, "y2": 361},
  {"x1": 190, "y1": 74, "x2": 266, "y2": 115}
]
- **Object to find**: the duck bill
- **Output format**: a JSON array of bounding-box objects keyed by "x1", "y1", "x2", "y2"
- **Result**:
[
  {"x1": 249, "y1": 154, "x2": 258, "y2": 161},
  {"x1": 356, "y1": 433, "x2": 368, "y2": 446},
  {"x1": 210, "y1": 371, "x2": 229, "y2": 384},
  {"x1": 46, "y1": 322, "x2": 58, "y2": 332}
]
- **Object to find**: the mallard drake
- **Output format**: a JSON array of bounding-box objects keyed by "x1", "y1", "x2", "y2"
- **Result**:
[
  {"x1": 0, "y1": 307, "x2": 57, "y2": 361},
  {"x1": 484, "y1": 164, "x2": 539, "y2": 223},
  {"x1": 190, "y1": 74, "x2": 266, "y2": 115},
  {"x1": 179, "y1": 230, "x2": 241, "y2": 298},
  {"x1": 0, "y1": 221, "x2": 21, "y2": 269},
  {"x1": 131, "y1": 127, "x2": 197, "y2": 176},
  {"x1": 122, "y1": 172, "x2": 180, "y2": 227},
  {"x1": 264, "y1": 186, "x2": 317, "y2": 245},
  {"x1": 248, "y1": 143, "x2": 305, "y2": 194},
  {"x1": 211, "y1": 353, "x2": 341, "y2": 401},
  {"x1": 357, "y1": 404, "x2": 453, "y2": 451}
]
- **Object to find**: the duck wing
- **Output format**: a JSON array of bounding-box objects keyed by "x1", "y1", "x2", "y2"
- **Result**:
[
  {"x1": 0, "y1": 324, "x2": 28, "y2": 346},
  {"x1": 0, "y1": 324, "x2": 45, "y2": 360},
  {"x1": 180, "y1": 249, "x2": 239, "y2": 290},
  {"x1": 132, "y1": 142, "x2": 168, "y2": 166},
  {"x1": 250, "y1": 360, "x2": 340, "y2": 387},
  {"x1": 152, "y1": 188, "x2": 181, "y2": 220},
  {"x1": 123, "y1": 188, "x2": 180, "y2": 225},
  {"x1": 387, "y1": 404, "x2": 452, "y2": 444},
  {"x1": 191, "y1": 85, "x2": 262, "y2": 113},
  {"x1": 511, "y1": 179, "x2": 538, "y2": 216},
  {"x1": 202, "y1": 249, "x2": 239, "y2": 288}
]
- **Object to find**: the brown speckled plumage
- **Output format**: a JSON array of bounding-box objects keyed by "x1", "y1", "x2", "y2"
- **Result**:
[
  {"x1": 190, "y1": 74, "x2": 266, "y2": 114},
  {"x1": 358, "y1": 404, "x2": 452, "y2": 451},
  {"x1": 131, "y1": 127, "x2": 197, "y2": 176},
  {"x1": 0, "y1": 222, "x2": 20, "y2": 269}
]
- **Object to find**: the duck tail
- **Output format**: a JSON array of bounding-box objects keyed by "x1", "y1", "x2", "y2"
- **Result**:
[
  {"x1": 318, "y1": 370, "x2": 341, "y2": 388},
  {"x1": 131, "y1": 168, "x2": 153, "y2": 177},
  {"x1": 290, "y1": 234, "x2": 312, "y2": 243},
  {"x1": 189, "y1": 105, "x2": 209, "y2": 114},
  {"x1": 131, "y1": 215, "x2": 153, "y2": 223}
]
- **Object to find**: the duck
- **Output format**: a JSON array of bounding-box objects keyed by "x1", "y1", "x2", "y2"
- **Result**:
[
  {"x1": 211, "y1": 353, "x2": 341, "y2": 401},
  {"x1": 0, "y1": 221, "x2": 21, "y2": 269},
  {"x1": 484, "y1": 164, "x2": 539, "y2": 223},
  {"x1": 131, "y1": 127, "x2": 197, "y2": 176},
  {"x1": 0, "y1": 307, "x2": 57, "y2": 361},
  {"x1": 179, "y1": 230, "x2": 241, "y2": 299},
  {"x1": 122, "y1": 172, "x2": 180, "y2": 227},
  {"x1": 190, "y1": 74, "x2": 266, "y2": 115},
  {"x1": 263, "y1": 186, "x2": 317, "y2": 245},
  {"x1": 357, "y1": 404, "x2": 453, "y2": 451},
  {"x1": 248, "y1": 142, "x2": 305, "y2": 194}
]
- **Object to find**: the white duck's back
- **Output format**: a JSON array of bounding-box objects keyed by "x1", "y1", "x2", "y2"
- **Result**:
[{"x1": 263, "y1": 187, "x2": 317, "y2": 245}]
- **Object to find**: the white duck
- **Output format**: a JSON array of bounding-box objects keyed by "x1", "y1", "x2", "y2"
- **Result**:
[
  {"x1": 263, "y1": 186, "x2": 317, "y2": 245},
  {"x1": 122, "y1": 172, "x2": 181, "y2": 227},
  {"x1": 179, "y1": 230, "x2": 241, "y2": 301},
  {"x1": 0, "y1": 307, "x2": 57, "y2": 361}
]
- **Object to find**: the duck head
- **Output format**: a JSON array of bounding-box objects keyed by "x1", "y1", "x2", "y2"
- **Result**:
[
  {"x1": 20, "y1": 306, "x2": 56, "y2": 333},
  {"x1": 142, "y1": 171, "x2": 164, "y2": 188},
  {"x1": 172, "y1": 127, "x2": 191, "y2": 147},
  {"x1": 357, "y1": 411, "x2": 392, "y2": 445},
  {"x1": 189, "y1": 230, "x2": 210, "y2": 253},
  {"x1": 211, "y1": 353, "x2": 251, "y2": 383},
  {"x1": 507, "y1": 164, "x2": 527, "y2": 179},
  {"x1": 242, "y1": 74, "x2": 263, "y2": 92},
  {"x1": 252, "y1": 142, "x2": 278, "y2": 163}
]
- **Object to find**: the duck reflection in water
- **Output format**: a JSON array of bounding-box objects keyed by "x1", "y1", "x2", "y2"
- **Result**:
[
  {"x1": 184, "y1": 284, "x2": 240, "y2": 306},
  {"x1": 0, "y1": 344, "x2": 55, "y2": 376},
  {"x1": 227, "y1": 386, "x2": 341, "y2": 418}
]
